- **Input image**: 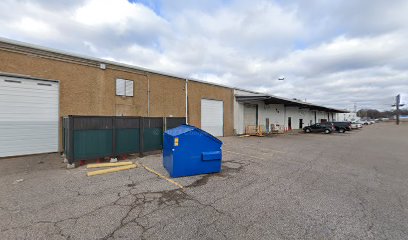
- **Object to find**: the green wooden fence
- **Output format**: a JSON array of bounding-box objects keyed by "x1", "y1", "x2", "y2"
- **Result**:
[{"x1": 63, "y1": 116, "x2": 185, "y2": 164}]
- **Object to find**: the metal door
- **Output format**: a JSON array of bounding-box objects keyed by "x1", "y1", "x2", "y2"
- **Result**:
[
  {"x1": 0, "y1": 75, "x2": 59, "y2": 157},
  {"x1": 201, "y1": 99, "x2": 224, "y2": 136}
]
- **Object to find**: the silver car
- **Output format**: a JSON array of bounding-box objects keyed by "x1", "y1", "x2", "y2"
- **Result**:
[{"x1": 351, "y1": 122, "x2": 362, "y2": 129}]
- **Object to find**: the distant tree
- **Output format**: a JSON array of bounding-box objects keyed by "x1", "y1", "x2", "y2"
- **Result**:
[
  {"x1": 400, "y1": 108, "x2": 408, "y2": 115},
  {"x1": 382, "y1": 111, "x2": 394, "y2": 118},
  {"x1": 357, "y1": 108, "x2": 400, "y2": 119}
]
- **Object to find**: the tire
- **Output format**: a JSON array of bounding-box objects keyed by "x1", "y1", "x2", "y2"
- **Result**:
[
  {"x1": 339, "y1": 128, "x2": 345, "y2": 133},
  {"x1": 305, "y1": 128, "x2": 311, "y2": 133},
  {"x1": 324, "y1": 129, "x2": 331, "y2": 134}
]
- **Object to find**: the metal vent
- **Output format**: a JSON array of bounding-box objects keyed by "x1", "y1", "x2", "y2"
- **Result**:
[
  {"x1": 37, "y1": 83, "x2": 52, "y2": 86},
  {"x1": 4, "y1": 79, "x2": 22, "y2": 83}
]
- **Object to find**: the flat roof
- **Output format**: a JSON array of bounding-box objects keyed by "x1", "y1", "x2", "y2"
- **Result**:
[
  {"x1": 235, "y1": 94, "x2": 348, "y2": 113},
  {"x1": 0, "y1": 37, "x2": 233, "y2": 89},
  {"x1": 0, "y1": 37, "x2": 348, "y2": 113}
]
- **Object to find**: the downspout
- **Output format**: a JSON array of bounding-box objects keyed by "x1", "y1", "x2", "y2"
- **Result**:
[
  {"x1": 148, "y1": 75, "x2": 150, "y2": 117},
  {"x1": 185, "y1": 79, "x2": 188, "y2": 124}
]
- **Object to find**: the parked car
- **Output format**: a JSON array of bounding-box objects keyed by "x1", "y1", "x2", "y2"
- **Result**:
[
  {"x1": 330, "y1": 122, "x2": 352, "y2": 133},
  {"x1": 303, "y1": 122, "x2": 334, "y2": 134},
  {"x1": 360, "y1": 120, "x2": 370, "y2": 125},
  {"x1": 351, "y1": 122, "x2": 362, "y2": 129}
]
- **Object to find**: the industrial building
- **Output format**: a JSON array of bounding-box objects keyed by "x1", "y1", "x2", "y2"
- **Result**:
[
  {"x1": 0, "y1": 38, "x2": 346, "y2": 158},
  {"x1": 234, "y1": 89, "x2": 346, "y2": 134},
  {"x1": 336, "y1": 112, "x2": 360, "y2": 122}
]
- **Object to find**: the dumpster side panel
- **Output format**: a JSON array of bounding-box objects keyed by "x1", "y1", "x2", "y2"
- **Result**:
[
  {"x1": 163, "y1": 133, "x2": 174, "y2": 176},
  {"x1": 171, "y1": 130, "x2": 222, "y2": 178},
  {"x1": 202, "y1": 151, "x2": 222, "y2": 161}
]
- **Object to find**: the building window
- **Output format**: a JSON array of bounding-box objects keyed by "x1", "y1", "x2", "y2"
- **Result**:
[{"x1": 116, "y1": 79, "x2": 134, "y2": 97}]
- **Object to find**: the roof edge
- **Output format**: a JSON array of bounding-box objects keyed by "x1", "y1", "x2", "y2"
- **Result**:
[
  {"x1": 0, "y1": 37, "x2": 348, "y2": 113},
  {"x1": 0, "y1": 37, "x2": 235, "y2": 90}
]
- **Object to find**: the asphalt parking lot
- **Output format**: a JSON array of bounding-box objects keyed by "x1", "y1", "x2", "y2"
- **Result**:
[{"x1": 1, "y1": 122, "x2": 407, "y2": 239}]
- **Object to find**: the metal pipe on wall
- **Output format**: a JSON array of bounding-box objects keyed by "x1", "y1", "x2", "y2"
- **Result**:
[{"x1": 148, "y1": 76, "x2": 150, "y2": 116}]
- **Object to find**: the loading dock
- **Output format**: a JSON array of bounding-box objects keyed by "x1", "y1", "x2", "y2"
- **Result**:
[{"x1": 234, "y1": 90, "x2": 348, "y2": 133}]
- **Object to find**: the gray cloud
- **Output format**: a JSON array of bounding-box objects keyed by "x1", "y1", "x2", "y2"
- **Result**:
[{"x1": 0, "y1": 0, "x2": 407, "y2": 111}]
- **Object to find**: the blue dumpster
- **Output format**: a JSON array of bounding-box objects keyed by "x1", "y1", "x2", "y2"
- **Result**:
[{"x1": 163, "y1": 124, "x2": 223, "y2": 178}]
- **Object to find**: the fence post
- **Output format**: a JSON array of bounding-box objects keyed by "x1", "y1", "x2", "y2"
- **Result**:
[
  {"x1": 61, "y1": 117, "x2": 64, "y2": 155},
  {"x1": 112, "y1": 116, "x2": 116, "y2": 158},
  {"x1": 139, "y1": 117, "x2": 144, "y2": 157},
  {"x1": 69, "y1": 116, "x2": 74, "y2": 164},
  {"x1": 162, "y1": 117, "x2": 165, "y2": 152},
  {"x1": 164, "y1": 117, "x2": 167, "y2": 132}
]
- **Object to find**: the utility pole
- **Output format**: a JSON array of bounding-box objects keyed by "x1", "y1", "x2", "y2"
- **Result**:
[
  {"x1": 392, "y1": 94, "x2": 404, "y2": 125},
  {"x1": 396, "y1": 94, "x2": 400, "y2": 125}
]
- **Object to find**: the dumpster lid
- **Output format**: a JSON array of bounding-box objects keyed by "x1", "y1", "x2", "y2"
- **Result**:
[
  {"x1": 165, "y1": 124, "x2": 222, "y2": 144},
  {"x1": 165, "y1": 124, "x2": 195, "y2": 136}
]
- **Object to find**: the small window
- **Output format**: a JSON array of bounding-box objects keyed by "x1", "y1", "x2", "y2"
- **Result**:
[
  {"x1": 125, "y1": 80, "x2": 134, "y2": 97},
  {"x1": 116, "y1": 79, "x2": 134, "y2": 97}
]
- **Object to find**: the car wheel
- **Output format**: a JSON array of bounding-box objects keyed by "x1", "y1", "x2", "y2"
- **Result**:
[
  {"x1": 324, "y1": 129, "x2": 330, "y2": 134},
  {"x1": 339, "y1": 128, "x2": 345, "y2": 133},
  {"x1": 305, "y1": 128, "x2": 311, "y2": 133}
]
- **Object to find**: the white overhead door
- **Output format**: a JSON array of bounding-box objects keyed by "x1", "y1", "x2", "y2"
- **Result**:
[
  {"x1": 244, "y1": 104, "x2": 257, "y2": 127},
  {"x1": 0, "y1": 75, "x2": 59, "y2": 157},
  {"x1": 201, "y1": 99, "x2": 223, "y2": 136}
]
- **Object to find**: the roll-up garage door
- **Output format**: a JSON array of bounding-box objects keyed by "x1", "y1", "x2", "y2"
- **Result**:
[
  {"x1": 201, "y1": 99, "x2": 223, "y2": 136},
  {"x1": 244, "y1": 104, "x2": 257, "y2": 127},
  {"x1": 0, "y1": 75, "x2": 59, "y2": 157}
]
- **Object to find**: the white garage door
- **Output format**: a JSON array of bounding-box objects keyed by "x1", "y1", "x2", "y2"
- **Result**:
[
  {"x1": 244, "y1": 104, "x2": 257, "y2": 127},
  {"x1": 201, "y1": 99, "x2": 223, "y2": 136},
  {"x1": 0, "y1": 75, "x2": 59, "y2": 157}
]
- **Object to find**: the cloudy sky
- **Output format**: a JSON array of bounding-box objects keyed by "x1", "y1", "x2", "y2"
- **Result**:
[{"x1": 1, "y1": 0, "x2": 407, "y2": 110}]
